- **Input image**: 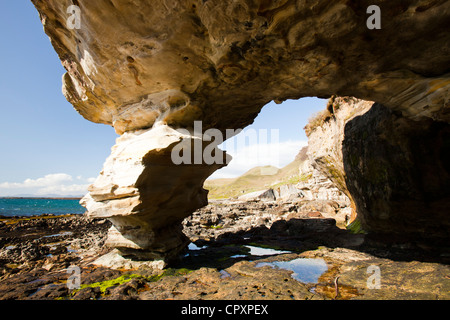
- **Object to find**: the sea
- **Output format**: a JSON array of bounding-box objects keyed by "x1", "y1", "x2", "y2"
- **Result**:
[{"x1": 0, "y1": 198, "x2": 86, "y2": 217}]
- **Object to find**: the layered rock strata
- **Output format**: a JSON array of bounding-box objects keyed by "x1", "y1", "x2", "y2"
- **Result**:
[
  {"x1": 307, "y1": 97, "x2": 450, "y2": 242},
  {"x1": 32, "y1": 0, "x2": 450, "y2": 131},
  {"x1": 305, "y1": 97, "x2": 373, "y2": 222},
  {"x1": 297, "y1": 157, "x2": 350, "y2": 205},
  {"x1": 81, "y1": 123, "x2": 228, "y2": 265}
]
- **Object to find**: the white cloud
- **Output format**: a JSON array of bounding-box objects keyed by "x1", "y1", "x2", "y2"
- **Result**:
[
  {"x1": 0, "y1": 173, "x2": 93, "y2": 196},
  {"x1": 0, "y1": 173, "x2": 73, "y2": 189},
  {"x1": 209, "y1": 139, "x2": 307, "y2": 180}
]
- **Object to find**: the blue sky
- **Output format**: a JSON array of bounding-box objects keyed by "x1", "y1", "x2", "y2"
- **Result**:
[
  {"x1": 0, "y1": 1, "x2": 327, "y2": 196},
  {"x1": 212, "y1": 97, "x2": 326, "y2": 179}
]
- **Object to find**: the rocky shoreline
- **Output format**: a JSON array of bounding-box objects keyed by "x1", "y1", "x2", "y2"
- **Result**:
[
  {"x1": 0, "y1": 199, "x2": 448, "y2": 300},
  {"x1": 22, "y1": 0, "x2": 450, "y2": 302}
]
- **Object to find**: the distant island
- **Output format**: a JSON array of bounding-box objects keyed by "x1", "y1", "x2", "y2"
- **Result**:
[{"x1": 0, "y1": 196, "x2": 82, "y2": 200}]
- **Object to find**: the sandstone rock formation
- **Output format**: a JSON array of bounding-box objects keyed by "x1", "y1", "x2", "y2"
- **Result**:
[
  {"x1": 31, "y1": 0, "x2": 450, "y2": 265},
  {"x1": 296, "y1": 146, "x2": 350, "y2": 206},
  {"x1": 297, "y1": 161, "x2": 349, "y2": 205},
  {"x1": 306, "y1": 97, "x2": 450, "y2": 242},
  {"x1": 184, "y1": 198, "x2": 349, "y2": 243},
  {"x1": 343, "y1": 103, "x2": 450, "y2": 241},
  {"x1": 237, "y1": 189, "x2": 277, "y2": 202},
  {"x1": 273, "y1": 184, "x2": 302, "y2": 201},
  {"x1": 305, "y1": 97, "x2": 374, "y2": 221},
  {"x1": 80, "y1": 123, "x2": 228, "y2": 265},
  {"x1": 32, "y1": 0, "x2": 450, "y2": 130}
]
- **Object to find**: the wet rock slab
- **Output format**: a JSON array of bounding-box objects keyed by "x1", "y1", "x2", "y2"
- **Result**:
[{"x1": 139, "y1": 260, "x2": 319, "y2": 300}]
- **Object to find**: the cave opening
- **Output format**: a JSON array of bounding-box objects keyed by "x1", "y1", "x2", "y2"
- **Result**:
[
  {"x1": 201, "y1": 94, "x2": 450, "y2": 253},
  {"x1": 204, "y1": 97, "x2": 328, "y2": 200}
]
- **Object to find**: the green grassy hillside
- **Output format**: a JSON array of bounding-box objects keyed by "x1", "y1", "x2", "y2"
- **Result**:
[{"x1": 205, "y1": 147, "x2": 308, "y2": 199}]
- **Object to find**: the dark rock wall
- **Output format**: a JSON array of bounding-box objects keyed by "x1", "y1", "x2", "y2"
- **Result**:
[{"x1": 343, "y1": 103, "x2": 450, "y2": 241}]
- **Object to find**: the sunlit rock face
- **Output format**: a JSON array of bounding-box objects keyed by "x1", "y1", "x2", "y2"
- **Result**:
[
  {"x1": 306, "y1": 97, "x2": 450, "y2": 242},
  {"x1": 80, "y1": 123, "x2": 228, "y2": 265},
  {"x1": 32, "y1": 0, "x2": 449, "y2": 132},
  {"x1": 32, "y1": 0, "x2": 450, "y2": 265},
  {"x1": 305, "y1": 97, "x2": 374, "y2": 222}
]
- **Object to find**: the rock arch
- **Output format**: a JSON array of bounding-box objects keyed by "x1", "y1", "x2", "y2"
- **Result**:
[{"x1": 31, "y1": 0, "x2": 450, "y2": 266}]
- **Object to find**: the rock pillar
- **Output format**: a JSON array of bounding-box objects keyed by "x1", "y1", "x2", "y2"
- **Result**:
[{"x1": 81, "y1": 123, "x2": 229, "y2": 267}]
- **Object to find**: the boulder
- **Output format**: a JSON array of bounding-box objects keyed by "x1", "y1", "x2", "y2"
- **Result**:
[
  {"x1": 273, "y1": 184, "x2": 302, "y2": 200},
  {"x1": 296, "y1": 157, "x2": 350, "y2": 205},
  {"x1": 237, "y1": 189, "x2": 276, "y2": 202}
]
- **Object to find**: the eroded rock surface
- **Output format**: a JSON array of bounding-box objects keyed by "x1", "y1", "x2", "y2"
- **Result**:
[
  {"x1": 297, "y1": 155, "x2": 350, "y2": 205},
  {"x1": 306, "y1": 97, "x2": 450, "y2": 243},
  {"x1": 1, "y1": 213, "x2": 448, "y2": 300},
  {"x1": 32, "y1": 0, "x2": 450, "y2": 132},
  {"x1": 183, "y1": 198, "x2": 350, "y2": 243},
  {"x1": 81, "y1": 123, "x2": 228, "y2": 265},
  {"x1": 305, "y1": 97, "x2": 374, "y2": 221},
  {"x1": 343, "y1": 103, "x2": 450, "y2": 241}
]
